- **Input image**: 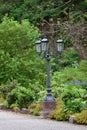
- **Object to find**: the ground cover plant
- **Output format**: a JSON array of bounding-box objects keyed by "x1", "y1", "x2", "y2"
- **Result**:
[{"x1": 74, "y1": 110, "x2": 87, "y2": 124}]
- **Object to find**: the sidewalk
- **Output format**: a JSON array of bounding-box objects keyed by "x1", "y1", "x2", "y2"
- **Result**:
[{"x1": 0, "y1": 110, "x2": 87, "y2": 130}]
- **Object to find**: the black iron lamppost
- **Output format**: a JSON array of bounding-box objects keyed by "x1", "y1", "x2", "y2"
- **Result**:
[{"x1": 35, "y1": 37, "x2": 64, "y2": 117}]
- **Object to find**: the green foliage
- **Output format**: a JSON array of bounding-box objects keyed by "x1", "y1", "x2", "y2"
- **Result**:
[
  {"x1": 59, "y1": 48, "x2": 79, "y2": 67},
  {"x1": 51, "y1": 60, "x2": 87, "y2": 114},
  {"x1": 51, "y1": 62, "x2": 87, "y2": 99},
  {"x1": 0, "y1": 16, "x2": 40, "y2": 85},
  {"x1": 10, "y1": 103, "x2": 19, "y2": 109},
  {"x1": 0, "y1": 16, "x2": 86, "y2": 115},
  {"x1": 52, "y1": 64, "x2": 87, "y2": 85},
  {"x1": 0, "y1": 16, "x2": 47, "y2": 108},
  {"x1": 0, "y1": 97, "x2": 4, "y2": 103},
  {"x1": 49, "y1": 99, "x2": 71, "y2": 121},
  {"x1": 0, "y1": 16, "x2": 46, "y2": 90},
  {"x1": 74, "y1": 110, "x2": 87, "y2": 124},
  {"x1": 50, "y1": 48, "x2": 79, "y2": 72},
  {"x1": 79, "y1": 60, "x2": 87, "y2": 72},
  {"x1": 3, "y1": 100, "x2": 9, "y2": 108},
  {"x1": 37, "y1": 90, "x2": 47, "y2": 103},
  {"x1": 17, "y1": 86, "x2": 34, "y2": 108},
  {"x1": 61, "y1": 85, "x2": 87, "y2": 112},
  {"x1": 0, "y1": 0, "x2": 86, "y2": 23},
  {"x1": 0, "y1": 2, "x2": 86, "y2": 123},
  {"x1": 6, "y1": 82, "x2": 40, "y2": 108}
]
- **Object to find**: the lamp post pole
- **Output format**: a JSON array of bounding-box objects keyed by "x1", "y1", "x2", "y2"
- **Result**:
[
  {"x1": 46, "y1": 54, "x2": 51, "y2": 100},
  {"x1": 44, "y1": 53, "x2": 54, "y2": 101},
  {"x1": 35, "y1": 37, "x2": 64, "y2": 117}
]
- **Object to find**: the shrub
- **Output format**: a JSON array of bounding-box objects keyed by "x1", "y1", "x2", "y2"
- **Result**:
[
  {"x1": 16, "y1": 87, "x2": 34, "y2": 108},
  {"x1": 7, "y1": 89, "x2": 17, "y2": 107},
  {"x1": 49, "y1": 107, "x2": 65, "y2": 121},
  {"x1": 49, "y1": 99, "x2": 66, "y2": 121},
  {"x1": 49, "y1": 99, "x2": 74, "y2": 121},
  {"x1": 29, "y1": 103, "x2": 42, "y2": 116},
  {"x1": 0, "y1": 97, "x2": 4, "y2": 103},
  {"x1": 59, "y1": 48, "x2": 79, "y2": 67},
  {"x1": 74, "y1": 110, "x2": 87, "y2": 124},
  {"x1": 6, "y1": 84, "x2": 35, "y2": 108},
  {"x1": 0, "y1": 16, "x2": 40, "y2": 88},
  {"x1": 10, "y1": 103, "x2": 19, "y2": 109},
  {"x1": 79, "y1": 60, "x2": 87, "y2": 72},
  {"x1": 3, "y1": 100, "x2": 9, "y2": 109},
  {"x1": 61, "y1": 85, "x2": 87, "y2": 113}
]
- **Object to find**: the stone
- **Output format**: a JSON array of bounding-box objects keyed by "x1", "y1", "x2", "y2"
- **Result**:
[
  {"x1": 21, "y1": 108, "x2": 29, "y2": 114},
  {"x1": 69, "y1": 115, "x2": 75, "y2": 123},
  {"x1": 0, "y1": 103, "x2": 3, "y2": 109},
  {"x1": 41, "y1": 100, "x2": 56, "y2": 118},
  {"x1": 13, "y1": 107, "x2": 20, "y2": 113}
]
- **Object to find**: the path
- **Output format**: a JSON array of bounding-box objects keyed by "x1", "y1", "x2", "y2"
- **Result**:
[{"x1": 0, "y1": 110, "x2": 87, "y2": 130}]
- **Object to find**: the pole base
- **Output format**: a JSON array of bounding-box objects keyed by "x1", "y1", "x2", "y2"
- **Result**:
[{"x1": 40, "y1": 100, "x2": 56, "y2": 118}]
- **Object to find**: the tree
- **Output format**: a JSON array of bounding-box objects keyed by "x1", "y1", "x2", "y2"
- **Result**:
[
  {"x1": 0, "y1": 0, "x2": 86, "y2": 23},
  {"x1": 0, "y1": 16, "x2": 47, "y2": 107},
  {"x1": 0, "y1": 16, "x2": 40, "y2": 85}
]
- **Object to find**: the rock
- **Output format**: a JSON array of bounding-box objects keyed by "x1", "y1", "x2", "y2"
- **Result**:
[
  {"x1": 69, "y1": 115, "x2": 75, "y2": 123},
  {"x1": 21, "y1": 108, "x2": 29, "y2": 114},
  {"x1": 0, "y1": 103, "x2": 4, "y2": 109},
  {"x1": 13, "y1": 107, "x2": 20, "y2": 113}
]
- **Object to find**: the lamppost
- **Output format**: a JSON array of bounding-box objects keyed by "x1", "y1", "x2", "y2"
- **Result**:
[{"x1": 35, "y1": 37, "x2": 64, "y2": 117}]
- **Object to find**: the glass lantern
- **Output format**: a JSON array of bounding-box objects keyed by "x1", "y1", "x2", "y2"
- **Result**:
[
  {"x1": 56, "y1": 39, "x2": 64, "y2": 53},
  {"x1": 41, "y1": 37, "x2": 48, "y2": 51},
  {"x1": 35, "y1": 39, "x2": 41, "y2": 53}
]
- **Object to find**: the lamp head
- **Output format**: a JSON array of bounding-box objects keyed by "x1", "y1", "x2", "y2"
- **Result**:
[{"x1": 56, "y1": 39, "x2": 64, "y2": 53}]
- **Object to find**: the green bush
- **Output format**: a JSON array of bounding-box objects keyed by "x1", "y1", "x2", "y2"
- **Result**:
[
  {"x1": 79, "y1": 60, "x2": 87, "y2": 72},
  {"x1": 0, "y1": 16, "x2": 42, "y2": 88},
  {"x1": 61, "y1": 85, "x2": 87, "y2": 113},
  {"x1": 59, "y1": 48, "x2": 79, "y2": 67},
  {"x1": 10, "y1": 103, "x2": 19, "y2": 109},
  {"x1": 3, "y1": 100, "x2": 9, "y2": 109},
  {"x1": 49, "y1": 99, "x2": 73, "y2": 121},
  {"x1": 7, "y1": 86, "x2": 35, "y2": 108},
  {"x1": 0, "y1": 97, "x2": 4, "y2": 103},
  {"x1": 0, "y1": 16, "x2": 47, "y2": 108}
]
